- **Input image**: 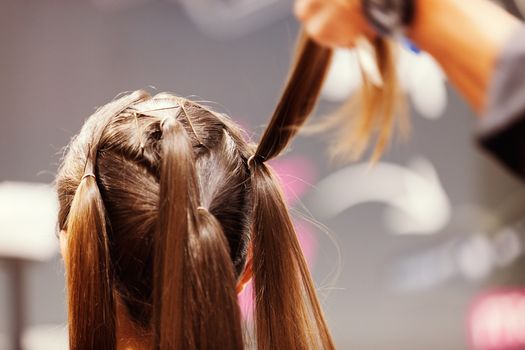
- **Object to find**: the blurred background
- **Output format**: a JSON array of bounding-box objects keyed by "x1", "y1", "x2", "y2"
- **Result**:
[{"x1": 1, "y1": 0, "x2": 525, "y2": 349}]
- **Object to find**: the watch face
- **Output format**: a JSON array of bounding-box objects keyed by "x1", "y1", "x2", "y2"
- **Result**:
[
  {"x1": 363, "y1": 0, "x2": 408, "y2": 35},
  {"x1": 368, "y1": 0, "x2": 404, "y2": 15}
]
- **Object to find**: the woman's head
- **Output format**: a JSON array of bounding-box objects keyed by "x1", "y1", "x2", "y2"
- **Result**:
[{"x1": 57, "y1": 90, "x2": 334, "y2": 349}]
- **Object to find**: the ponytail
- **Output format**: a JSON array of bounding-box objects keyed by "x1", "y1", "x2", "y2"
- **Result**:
[
  {"x1": 65, "y1": 158, "x2": 115, "y2": 350},
  {"x1": 247, "y1": 29, "x2": 401, "y2": 350},
  {"x1": 250, "y1": 164, "x2": 335, "y2": 349},
  {"x1": 275, "y1": 33, "x2": 403, "y2": 161},
  {"x1": 247, "y1": 37, "x2": 402, "y2": 348},
  {"x1": 255, "y1": 34, "x2": 332, "y2": 161},
  {"x1": 248, "y1": 34, "x2": 335, "y2": 350},
  {"x1": 153, "y1": 111, "x2": 243, "y2": 349},
  {"x1": 62, "y1": 90, "x2": 153, "y2": 350},
  {"x1": 327, "y1": 38, "x2": 405, "y2": 161}
]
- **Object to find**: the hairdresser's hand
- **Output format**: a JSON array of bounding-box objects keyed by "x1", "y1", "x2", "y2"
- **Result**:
[{"x1": 294, "y1": 0, "x2": 374, "y2": 47}]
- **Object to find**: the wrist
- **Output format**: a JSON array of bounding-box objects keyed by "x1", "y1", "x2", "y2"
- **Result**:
[
  {"x1": 405, "y1": 0, "x2": 447, "y2": 54},
  {"x1": 343, "y1": 0, "x2": 378, "y2": 43},
  {"x1": 406, "y1": 0, "x2": 521, "y2": 112}
]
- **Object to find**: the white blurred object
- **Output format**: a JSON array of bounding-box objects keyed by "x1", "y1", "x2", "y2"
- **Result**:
[
  {"x1": 0, "y1": 182, "x2": 58, "y2": 261},
  {"x1": 0, "y1": 324, "x2": 68, "y2": 350},
  {"x1": 177, "y1": 0, "x2": 292, "y2": 39},
  {"x1": 90, "y1": 0, "x2": 292, "y2": 39},
  {"x1": 389, "y1": 241, "x2": 457, "y2": 292},
  {"x1": 322, "y1": 43, "x2": 447, "y2": 119},
  {"x1": 322, "y1": 50, "x2": 362, "y2": 102},
  {"x1": 309, "y1": 156, "x2": 451, "y2": 235},
  {"x1": 492, "y1": 228, "x2": 522, "y2": 267},
  {"x1": 389, "y1": 222, "x2": 525, "y2": 292},
  {"x1": 355, "y1": 37, "x2": 383, "y2": 87},
  {"x1": 23, "y1": 324, "x2": 68, "y2": 350},
  {"x1": 397, "y1": 48, "x2": 447, "y2": 119},
  {"x1": 457, "y1": 235, "x2": 495, "y2": 280}
]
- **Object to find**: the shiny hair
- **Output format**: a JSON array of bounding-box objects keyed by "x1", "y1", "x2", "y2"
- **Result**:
[
  {"x1": 284, "y1": 34, "x2": 405, "y2": 161},
  {"x1": 57, "y1": 89, "x2": 335, "y2": 349},
  {"x1": 326, "y1": 37, "x2": 406, "y2": 161}
]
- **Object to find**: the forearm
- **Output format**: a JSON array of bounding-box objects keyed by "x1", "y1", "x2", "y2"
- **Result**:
[{"x1": 407, "y1": 0, "x2": 521, "y2": 114}]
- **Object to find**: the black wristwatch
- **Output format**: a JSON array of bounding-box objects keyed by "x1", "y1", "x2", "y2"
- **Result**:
[{"x1": 362, "y1": 0, "x2": 415, "y2": 37}]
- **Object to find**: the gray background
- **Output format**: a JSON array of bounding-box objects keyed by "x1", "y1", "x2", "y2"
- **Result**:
[{"x1": 1, "y1": 1, "x2": 525, "y2": 349}]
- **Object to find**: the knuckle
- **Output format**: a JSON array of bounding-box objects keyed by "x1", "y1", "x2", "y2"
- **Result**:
[
  {"x1": 305, "y1": 27, "x2": 326, "y2": 44},
  {"x1": 307, "y1": 21, "x2": 327, "y2": 38},
  {"x1": 293, "y1": 0, "x2": 314, "y2": 21}
]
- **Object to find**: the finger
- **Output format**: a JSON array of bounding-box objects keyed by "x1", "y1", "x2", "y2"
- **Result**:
[
  {"x1": 294, "y1": 0, "x2": 323, "y2": 22},
  {"x1": 304, "y1": 5, "x2": 356, "y2": 48}
]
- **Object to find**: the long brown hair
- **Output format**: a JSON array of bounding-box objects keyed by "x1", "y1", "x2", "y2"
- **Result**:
[
  {"x1": 243, "y1": 34, "x2": 401, "y2": 346},
  {"x1": 57, "y1": 89, "x2": 335, "y2": 349},
  {"x1": 281, "y1": 33, "x2": 405, "y2": 161},
  {"x1": 326, "y1": 38, "x2": 406, "y2": 161}
]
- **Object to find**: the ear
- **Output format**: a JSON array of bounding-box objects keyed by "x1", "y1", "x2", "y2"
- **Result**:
[{"x1": 236, "y1": 244, "x2": 253, "y2": 294}]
